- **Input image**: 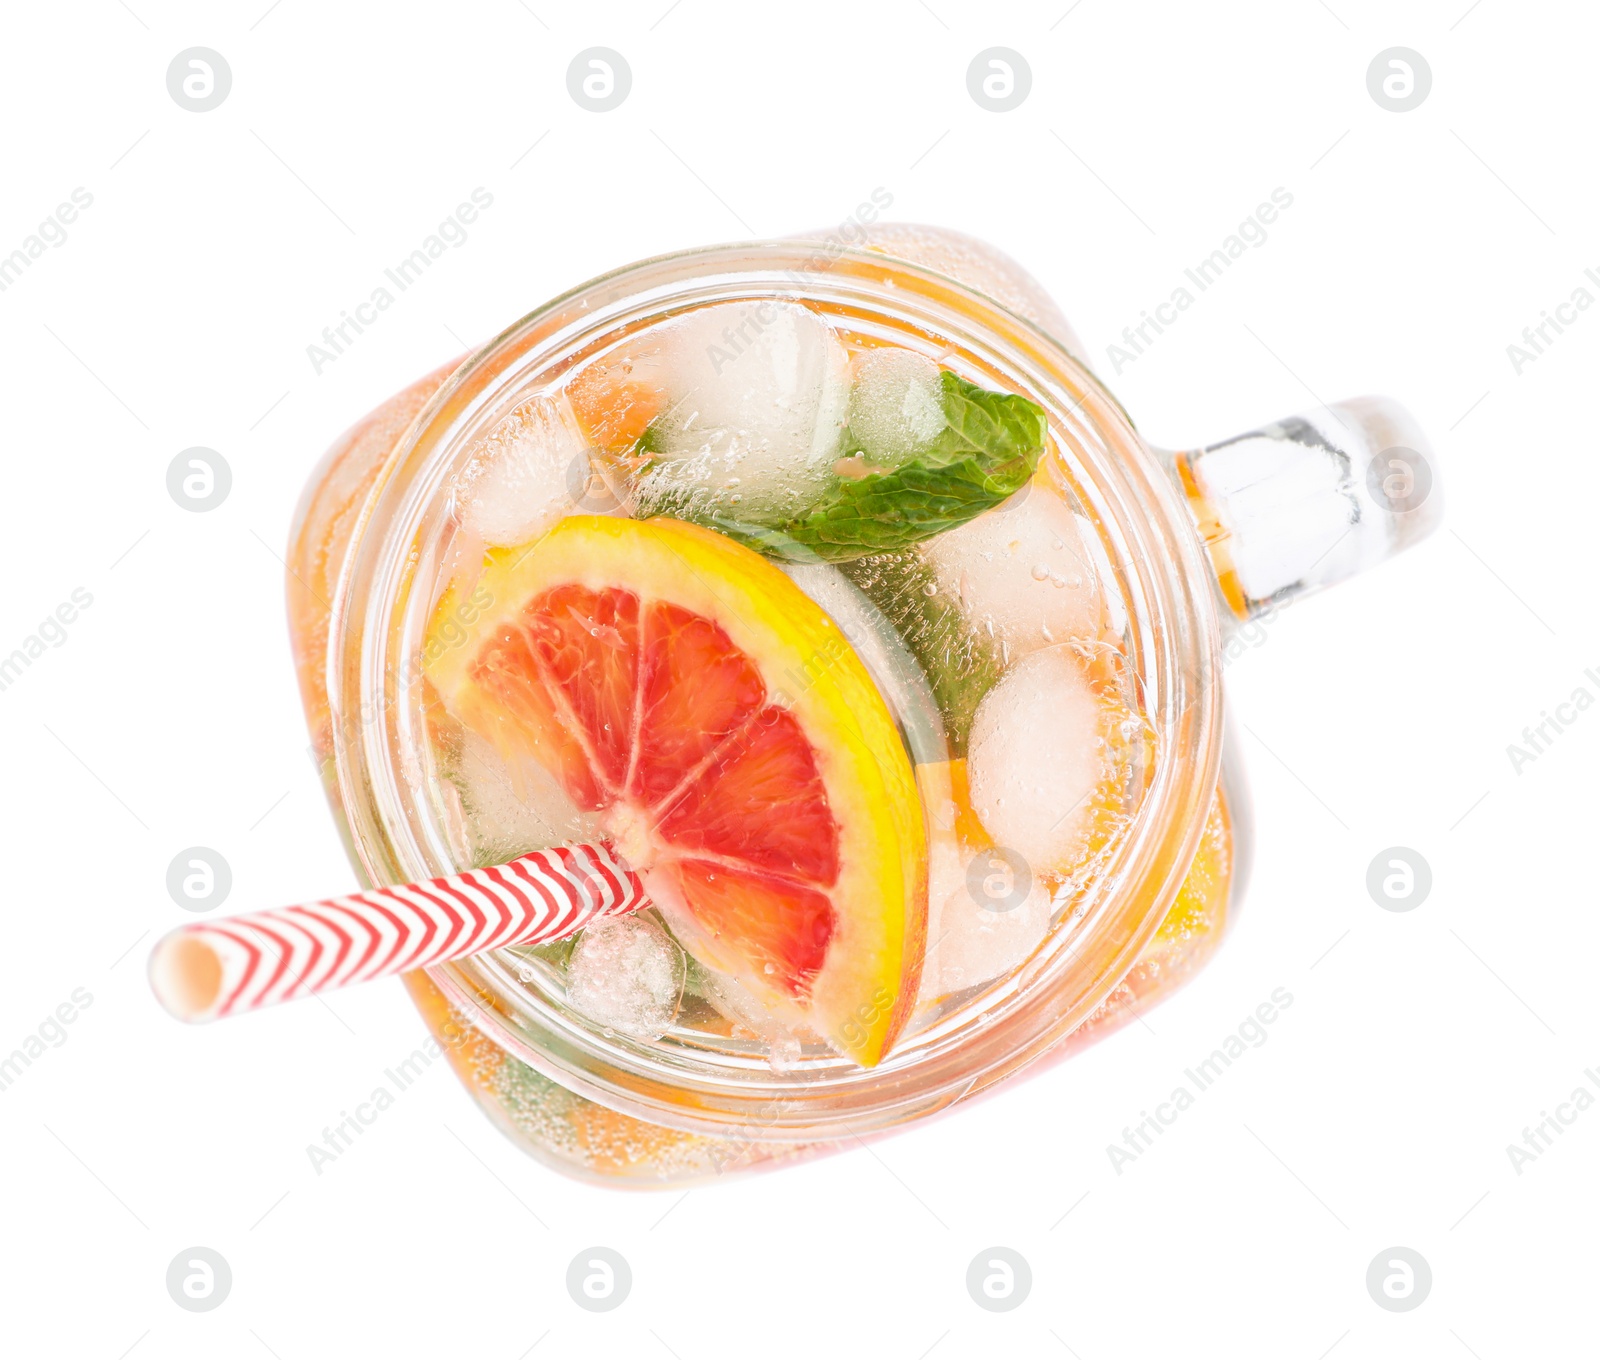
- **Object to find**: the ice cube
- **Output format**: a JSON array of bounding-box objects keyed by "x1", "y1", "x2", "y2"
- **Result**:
[
  {"x1": 637, "y1": 300, "x2": 849, "y2": 522},
  {"x1": 921, "y1": 867, "x2": 1056, "y2": 999},
  {"x1": 965, "y1": 645, "x2": 1105, "y2": 875},
  {"x1": 920, "y1": 483, "x2": 1100, "y2": 655},
  {"x1": 442, "y1": 728, "x2": 600, "y2": 867},
  {"x1": 846, "y1": 347, "x2": 944, "y2": 466},
  {"x1": 913, "y1": 760, "x2": 1055, "y2": 1002},
  {"x1": 565, "y1": 914, "x2": 685, "y2": 1041},
  {"x1": 456, "y1": 395, "x2": 588, "y2": 547}
]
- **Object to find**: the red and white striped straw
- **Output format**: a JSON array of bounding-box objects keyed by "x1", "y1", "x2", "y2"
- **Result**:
[{"x1": 149, "y1": 841, "x2": 648, "y2": 1023}]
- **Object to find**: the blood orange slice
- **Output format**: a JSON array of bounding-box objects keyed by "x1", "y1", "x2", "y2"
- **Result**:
[{"x1": 426, "y1": 515, "x2": 926, "y2": 1065}]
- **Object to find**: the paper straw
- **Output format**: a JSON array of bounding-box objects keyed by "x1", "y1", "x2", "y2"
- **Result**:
[{"x1": 149, "y1": 841, "x2": 648, "y2": 1023}]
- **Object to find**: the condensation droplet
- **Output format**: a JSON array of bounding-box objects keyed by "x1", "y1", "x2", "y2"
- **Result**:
[{"x1": 1030, "y1": 563, "x2": 1051, "y2": 581}]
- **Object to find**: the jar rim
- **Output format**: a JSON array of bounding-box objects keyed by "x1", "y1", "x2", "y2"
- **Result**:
[{"x1": 327, "y1": 239, "x2": 1223, "y2": 1141}]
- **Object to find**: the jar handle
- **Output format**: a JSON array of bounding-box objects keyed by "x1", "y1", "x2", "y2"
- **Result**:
[{"x1": 1165, "y1": 397, "x2": 1442, "y2": 621}]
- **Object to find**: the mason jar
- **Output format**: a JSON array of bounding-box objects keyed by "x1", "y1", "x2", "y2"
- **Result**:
[{"x1": 285, "y1": 228, "x2": 1438, "y2": 1185}]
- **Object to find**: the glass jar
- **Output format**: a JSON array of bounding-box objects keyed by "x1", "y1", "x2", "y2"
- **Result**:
[{"x1": 286, "y1": 228, "x2": 1439, "y2": 1185}]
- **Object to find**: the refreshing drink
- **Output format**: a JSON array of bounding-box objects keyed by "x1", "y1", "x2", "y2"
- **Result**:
[{"x1": 287, "y1": 228, "x2": 1433, "y2": 1182}]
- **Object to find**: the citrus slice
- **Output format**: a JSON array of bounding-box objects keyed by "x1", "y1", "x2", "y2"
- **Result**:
[{"x1": 425, "y1": 515, "x2": 926, "y2": 1065}]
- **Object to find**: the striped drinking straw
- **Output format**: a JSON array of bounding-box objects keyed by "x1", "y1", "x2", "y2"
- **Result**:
[{"x1": 149, "y1": 841, "x2": 648, "y2": 1023}]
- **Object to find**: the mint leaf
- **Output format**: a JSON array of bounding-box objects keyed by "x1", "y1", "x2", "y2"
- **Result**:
[
  {"x1": 714, "y1": 372, "x2": 1048, "y2": 563},
  {"x1": 925, "y1": 369, "x2": 1050, "y2": 468}
]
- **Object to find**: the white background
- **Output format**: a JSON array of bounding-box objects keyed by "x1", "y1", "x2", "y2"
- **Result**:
[{"x1": 1, "y1": 2, "x2": 1595, "y2": 1357}]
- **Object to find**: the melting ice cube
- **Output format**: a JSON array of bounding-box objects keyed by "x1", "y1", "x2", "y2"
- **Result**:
[
  {"x1": 637, "y1": 300, "x2": 849, "y2": 522},
  {"x1": 456, "y1": 395, "x2": 589, "y2": 546},
  {"x1": 920, "y1": 485, "x2": 1100, "y2": 654},
  {"x1": 441, "y1": 728, "x2": 599, "y2": 868},
  {"x1": 920, "y1": 871, "x2": 1056, "y2": 999},
  {"x1": 846, "y1": 347, "x2": 944, "y2": 466},
  {"x1": 965, "y1": 644, "x2": 1105, "y2": 876},
  {"x1": 915, "y1": 762, "x2": 1056, "y2": 1002},
  {"x1": 565, "y1": 915, "x2": 686, "y2": 1041}
]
